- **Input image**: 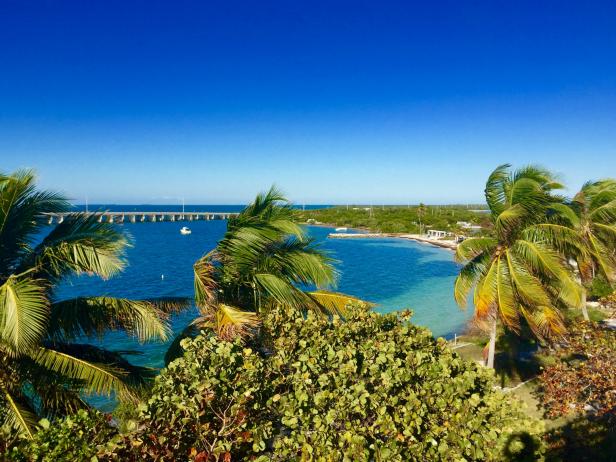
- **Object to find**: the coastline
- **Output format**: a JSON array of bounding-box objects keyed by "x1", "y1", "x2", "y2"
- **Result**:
[
  {"x1": 302, "y1": 221, "x2": 459, "y2": 251},
  {"x1": 326, "y1": 231, "x2": 458, "y2": 251}
]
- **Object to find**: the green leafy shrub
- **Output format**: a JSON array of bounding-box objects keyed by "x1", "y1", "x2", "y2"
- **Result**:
[
  {"x1": 4, "y1": 410, "x2": 120, "y2": 462},
  {"x1": 6, "y1": 305, "x2": 544, "y2": 461},
  {"x1": 261, "y1": 307, "x2": 543, "y2": 461},
  {"x1": 126, "y1": 336, "x2": 273, "y2": 460}
]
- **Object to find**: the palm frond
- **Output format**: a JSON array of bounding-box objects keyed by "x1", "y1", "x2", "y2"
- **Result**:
[
  {"x1": 588, "y1": 233, "x2": 616, "y2": 281},
  {"x1": 1, "y1": 387, "x2": 38, "y2": 438},
  {"x1": 253, "y1": 273, "x2": 306, "y2": 309},
  {"x1": 513, "y1": 239, "x2": 567, "y2": 280},
  {"x1": 520, "y1": 305, "x2": 565, "y2": 341},
  {"x1": 484, "y1": 164, "x2": 510, "y2": 217},
  {"x1": 33, "y1": 346, "x2": 138, "y2": 401},
  {"x1": 496, "y1": 255, "x2": 520, "y2": 332},
  {"x1": 523, "y1": 223, "x2": 584, "y2": 260},
  {"x1": 20, "y1": 213, "x2": 128, "y2": 281},
  {"x1": 454, "y1": 252, "x2": 492, "y2": 307},
  {"x1": 0, "y1": 169, "x2": 68, "y2": 272},
  {"x1": 268, "y1": 237, "x2": 338, "y2": 288},
  {"x1": 454, "y1": 237, "x2": 497, "y2": 263},
  {"x1": 306, "y1": 291, "x2": 370, "y2": 317},
  {"x1": 473, "y1": 257, "x2": 498, "y2": 320},
  {"x1": 142, "y1": 297, "x2": 192, "y2": 314},
  {"x1": 505, "y1": 251, "x2": 551, "y2": 308},
  {"x1": 590, "y1": 198, "x2": 616, "y2": 224},
  {"x1": 547, "y1": 202, "x2": 580, "y2": 227},
  {"x1": 48, "y1": 297, "x2": 172, "y2": 343},
  {"x1": 513, "y1": 165, "x2": 564, "y2": 192},
  {"x1": 494, "y1": 204, "x2": 526, "y2": 239},
  {"x1": 190, "y1": 304, "x2": 260, "y2": 341},
  {"x1": 194, "y1": 251, "x2": 219, "y2": 308},
  {"x1": 0, "y1": 275, "x2": 49, "y2": 356}
]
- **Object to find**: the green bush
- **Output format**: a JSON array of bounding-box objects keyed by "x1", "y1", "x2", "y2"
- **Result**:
[
  {"x1": 261, "y1": 307, "x2": 543, "y2": 461},
  {"x1": 6, "y1": 305, "x2": 544, "y2": 461},
  {"x1": 126, "y1": 336, "x2": 273, "y2": 460},
  {"x1": 588, "y1": 276, "x2": 613, "y2": 300},
  {"x1": 4, "y1": 410, "x2": 120, "y2": 462}
]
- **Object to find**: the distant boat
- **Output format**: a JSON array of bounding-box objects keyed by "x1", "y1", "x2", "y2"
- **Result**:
[
  {"x1": 180, "y1": 198, "x2": 191, "y2": 234},
  {"x1": 335, "y1": 227, "x2": 348, "y2": 232}
]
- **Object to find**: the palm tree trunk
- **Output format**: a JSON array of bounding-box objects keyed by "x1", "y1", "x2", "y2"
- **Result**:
[
  {"x1": 581, "y1": 288, "x2": 589, "y2": 321},
  {"x1": 578, "y1": 272, "x2": 590, "y2": 321},
  {"x1": 486, "y1": 318, "x2": 497, "y2": 369}
]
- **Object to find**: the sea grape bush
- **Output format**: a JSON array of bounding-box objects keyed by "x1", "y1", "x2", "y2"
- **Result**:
[
  {"x1": 126, "y1": 336, "x2": 273, "y2": 460},
  {"x1": 6, "y1": 305, "x2": 543, "y2": 461},
  {"x1": 4, "y1": 410, "x2": 119, "y2": 461},
  {"x1": 539, "y1": 322, "x2": 616, "y2": 421},
  {"x1": 261, "y1": 307, "x2": 542, "y2": 461}
]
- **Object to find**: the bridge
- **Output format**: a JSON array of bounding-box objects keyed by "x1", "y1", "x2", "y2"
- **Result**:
[{"x1": 42, "y1": 211, "x2": 239, "y2": 224}]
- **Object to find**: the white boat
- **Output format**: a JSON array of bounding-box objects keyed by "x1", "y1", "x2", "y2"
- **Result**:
[
  {"x1": 179, "y1": 199, "x2": 191, "y2": 234},
  {"x1": 335, "y1": 227, "x2": 348, "y2": 232}
]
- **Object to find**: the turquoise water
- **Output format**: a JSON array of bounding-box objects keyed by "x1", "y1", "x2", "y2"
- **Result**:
[{"x1": 55, "y1": 220, "x2": 474, "y2": 373}]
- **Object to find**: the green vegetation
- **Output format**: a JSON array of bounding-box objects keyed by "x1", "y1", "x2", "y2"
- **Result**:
[
  {"x1": 5, "y1": 305, "x2": 544, "y2": 461},
  {"x1": 454, "y1": 164, "x2": 582, "y2": 368},
  {"x1": 545, "y1": 179, "x2": 616, "y2": 320},
  {"x1": 165, "y1": 186, "x2": 364, "y2": 363},
  {"x1": 2, "y1": 165, "x2": 616, "y2": 460},
  {"x1": 296, "y1": 204, "x2": 489, "y2": 234},
  {"x1": 0, "y1": 170, "x2": 185, "y2": 443}
]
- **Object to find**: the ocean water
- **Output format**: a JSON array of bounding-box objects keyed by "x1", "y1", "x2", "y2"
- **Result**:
[{"x1": 54, "y1": 215, "x2": 474, "y2": 373}]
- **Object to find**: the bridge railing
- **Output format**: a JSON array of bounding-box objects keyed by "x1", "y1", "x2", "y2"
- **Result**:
[{"x1": 40, "y1": 211, "x2": 240, "y2": 224}]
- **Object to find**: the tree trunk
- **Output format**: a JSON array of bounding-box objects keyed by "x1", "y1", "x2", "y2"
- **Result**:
[
  {"x1": 578, "y1": 271, "x2": 590, "y2": 321},
  {"x1": 581, "y1": 288, "x2": 589, "y2": 321},
  {"x1": 486, "y1": 318, "x2": 497, "y2": 369}
]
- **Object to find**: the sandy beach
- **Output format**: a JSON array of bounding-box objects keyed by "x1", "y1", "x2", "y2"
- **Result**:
[{"x1": 328, "y1": 232, "x2": 458, "y2": 251}]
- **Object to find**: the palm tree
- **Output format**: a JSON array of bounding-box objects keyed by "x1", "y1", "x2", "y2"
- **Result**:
[
  {"x1": 453, "y1": 164, "x2": 582, "y2": 368},
  {"x1": 545, "y1": 180, "x2": 616, "y2": 320},
  {"x1": 166, "y1": 187, "x2": 365, "y2": 362},
  {"x1": 0, "y1": 170, "x2": 184, "y2": 439},
  {"x1": 417, "y1": 203, "x2": 428, "y2": 235}
]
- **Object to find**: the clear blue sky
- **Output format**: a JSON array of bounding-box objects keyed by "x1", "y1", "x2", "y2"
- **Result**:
[{"x1": 1, "y1": 1, "x2": 615, "y2": 204}]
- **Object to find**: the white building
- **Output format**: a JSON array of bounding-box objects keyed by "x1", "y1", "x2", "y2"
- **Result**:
[{"x1": 427, "y1": 229, "x2": 449, "y2": 239}]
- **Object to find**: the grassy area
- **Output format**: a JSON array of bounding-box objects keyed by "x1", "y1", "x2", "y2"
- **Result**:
[
  {"x1": 453, "y1": 341, "x2": 615, "y2": 461},
  {"x1": 452, "y1": 313, "x2": 616, "y2": 461},
  {"x1": 296, "y1": 205, "x2": 490, "y2": 234}
]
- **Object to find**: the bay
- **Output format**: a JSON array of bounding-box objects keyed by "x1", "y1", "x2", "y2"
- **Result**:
[{"x1": 54, "y1": 213, "x2": 474, "y2": 372}]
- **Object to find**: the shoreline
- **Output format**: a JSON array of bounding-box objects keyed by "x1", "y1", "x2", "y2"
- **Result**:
[
  {"x1": 326, "y1": 231, "x2": 459, "y2": 251},
  {"x1": 302, "y1": 222, "x2": 459, "y2": 251}
]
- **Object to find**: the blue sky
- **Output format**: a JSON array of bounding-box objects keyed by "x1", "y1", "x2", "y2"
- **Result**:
[{"x1": 1, "y1": 1, "x2": 615, "y2": 204}]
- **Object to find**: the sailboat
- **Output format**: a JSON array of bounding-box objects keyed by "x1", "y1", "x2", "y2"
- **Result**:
[{"x1": 180, "y1": 198, "x2": 192, "y2": 235}]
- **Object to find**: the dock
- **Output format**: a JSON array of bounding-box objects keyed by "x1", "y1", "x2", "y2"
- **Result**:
[{"x1": 41, "y1": 211, "x2": 239, "y2": 224}]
